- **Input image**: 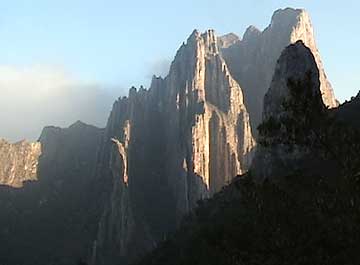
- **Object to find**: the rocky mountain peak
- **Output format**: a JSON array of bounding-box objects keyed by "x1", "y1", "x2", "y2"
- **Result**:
[
  {"x1": 201, "y1": 29, "x2": 219, "y2": 54},
  {"x1": 243, "y1": 25, "x2": 261, "y2": 42},
  {"x1": 220, "y1": 7, "x2": 338, "y2": 136},
  {"x1": 218, "y1": 33, "x2": 239, "y2": 48},
  {"x1": 268, "y1": 8, "x2": 338, "y2": 108},
  {"x1": 177, "y1": 29, "x2": 220, "y2": 59},
  {"x1": 270, "y1": 8, "x2": 304, "y2": 28},
  {"x1": 69, "y1": 120, "x2": 89, "y2": 129},
  {"x1": 253, "y1": 41, "x2": 326, "y2": 181},
  {"x1": 92, "y1": 28, "x2": 256, "y2": 264},
  {"x1": 188, "y1": 29, "x2": 200, "y2": 39},
  {"x1": 0, "y1": 121, "x2": 103, "y2": 264},
  {"x1": 263, "y1": 40, "x2": 324, "y2": 120}
]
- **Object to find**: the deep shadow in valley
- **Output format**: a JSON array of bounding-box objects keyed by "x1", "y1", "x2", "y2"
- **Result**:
[{"x1": 0, "y1": 122, "x2": 106, "y2": 265}]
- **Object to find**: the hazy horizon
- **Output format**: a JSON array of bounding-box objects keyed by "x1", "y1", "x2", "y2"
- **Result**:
[{"x1": 1, "y1": 0, "x2": 359, "y2": 142}]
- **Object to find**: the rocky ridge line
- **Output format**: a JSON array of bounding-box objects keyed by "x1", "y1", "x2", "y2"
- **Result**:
[{"x1": 220, "y1": 8, "x2": 338, "y2": 134}]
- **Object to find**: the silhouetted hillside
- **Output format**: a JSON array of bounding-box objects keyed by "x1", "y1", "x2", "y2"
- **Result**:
[{"x1": 136, "y1": 43, "x2": 360, "y2": 265}]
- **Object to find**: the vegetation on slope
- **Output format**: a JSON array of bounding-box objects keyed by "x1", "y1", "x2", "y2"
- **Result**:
[{"x1": 136, "y1": 74, "x2": 360, "y2": 265}]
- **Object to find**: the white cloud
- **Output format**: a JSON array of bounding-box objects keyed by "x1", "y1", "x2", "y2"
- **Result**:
[{"x1": 0, "y1": 65, "x2": 119, "y2": 142}]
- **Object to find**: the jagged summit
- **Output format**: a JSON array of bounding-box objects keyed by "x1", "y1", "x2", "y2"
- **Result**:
[
  {"x1": 188, "y1": 28, "x2": 216, "y2": 38},
  {"x1": 0, "y1": 8, "x2": 345, "y2": 265},
  {"x1": 252, "y1": 40, "x2": 326, "y2": 181},
  {"x1": 218, "y1": 32, "x2": 240, "y2": 48},
  {"x1": 220, "y1": 7, "x2": 338, "y2": 135},
  {"x1": 243, "y1": 25, "x2": 261, "y2": 41},
  {"x1": 39, "y1": 120, "x2": 101, "y2": 142},
  {"x1": 70, "y1": 120, "x2": 89, "y2": 128},
  {"x1": 270, "y1": 7, "x2": 305, "y2": 26},
  {"x1": 175, "y1": 29, "x2": 220, "y2": 60},
  {"x1": 93, "y1": 27, "x2": 255, "y2": 265},
  {"x1": 263, "y1": 40, "x2": 324, "y2": 120},
  {"x1": 188, "y1": 28, "x2": 200, "y2": 38}
]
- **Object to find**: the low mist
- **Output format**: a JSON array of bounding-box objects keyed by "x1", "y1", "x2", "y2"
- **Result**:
[{"x1": 0, "y1": 65, "x2": 120, "y2": 142}]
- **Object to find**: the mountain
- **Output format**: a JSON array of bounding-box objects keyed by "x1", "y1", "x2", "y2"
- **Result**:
[
  {"x1": 220, "y1": 8, "x2": 338, "y2": 135},
  {"x1": 0, "y1": 29, "x2": 256, "y2": 265},
  {"x1": 252, "y1": 40, "x2": 327, "y2": 181},
  {"x1": 0, "y1": 8, "x2": 347, "y2": 265},
  {"x1": 0, "y1": 121, "x2": 104, "y2": 265},
  {"x1": 93, "y1": 29, "x2": 255, "y2": 265},
  {"x1": 136, "y1": 41, "x2": 360, "y2": 265}
]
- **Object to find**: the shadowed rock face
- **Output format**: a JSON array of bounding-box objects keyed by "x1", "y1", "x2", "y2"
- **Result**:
[
  {"x1": 220, "y1": 8, "x2": 338, "y2": 135},
  {"x1": 0, "y1": 121, "x2": 104, "y2": 265},
  {"x1": 0, "y1": 139, "x2": 41, "y2": 187},
  {"x1": 164, "y1": 29, "x2": 255, "y2": 213},
  {"x1": 37, "y1": 120, "x2": 103, "y2": 186},
  {"x1": 262, "y1": 41, "x2": 324, "y2": 120},
  {"x1": 132, "y1": 41, "x2": 360, "y2": 265},
  {"x1": 252, "y1": 41, "x2": 326, "y2": 181},
  {"x1": 93, "y1": 29, "x2": 255, "y2": 265},
  {"x1": 0, "y1": 8, "x2": 342, "y2": 265}
]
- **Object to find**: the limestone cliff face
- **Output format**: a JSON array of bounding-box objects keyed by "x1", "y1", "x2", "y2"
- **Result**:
[
  {"x1": 262, "y1": 41, "x2": 324, "y2": 120},
  {"x1": 93, "y1": 91, "x2": 159, "y2": 265},
  {"x1": 0, "y1": 9, "x2": 344, "y2": 265},
  {"x1": 220, "y1": 8, "x2": 338, "y2": 134},
  {"x1": 93, "y1": 29, "x2": 255, "y2": 264},
  {"x1": 252, "y1": 41, "x2": 325, "y2": 181},
  {"x1": 0, "y1": 121, "x2": 104, "y2": 265},
  {"x1": 93, "y1": 136, "x2": 138, "y2": 264},
  {"x1": 163, "y1": 30, "x2": 255, "y2": 218},
  {"x1": 0, "y1": 139, "x2": 41, "y2": 187}
]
